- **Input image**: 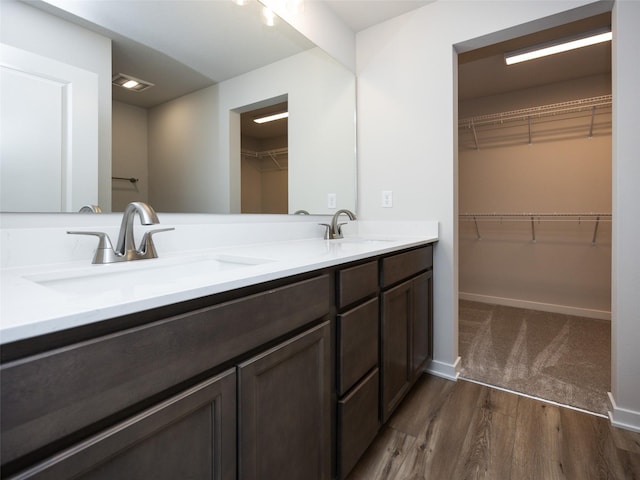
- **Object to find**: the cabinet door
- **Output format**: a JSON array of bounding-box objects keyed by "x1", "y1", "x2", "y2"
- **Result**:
[
  {"x1": 412, "y1": 271, "x2": 433, "y2": 380},
  {"x1": 381, "y1": 280, "x2": 412, "y2": 423},
  {"x1": 9, "y1": 369, "x2": 236, "y2": 480},
  {"x1": 238, "y1": 322, "x2": 331, "y2": 480}
]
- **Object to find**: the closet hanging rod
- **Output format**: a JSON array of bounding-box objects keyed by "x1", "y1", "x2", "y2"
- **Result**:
[
  {"x1": 459, "y1": 213, "x2": 611, "y2": 218},
  {"x1": 112, "y1": 176, "x2": 139, "y2": 183},
  {"x1": 459, "y1": 213, "x2": 611, "y2": 244},
  {"x1": 241, "y1": 147, "x2": 288, "y2": 159},
  {"x1": 459, "y1": 95, "x2": 612, "y2": 128}
]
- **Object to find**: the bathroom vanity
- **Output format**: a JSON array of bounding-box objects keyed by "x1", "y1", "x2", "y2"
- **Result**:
[{"x1": 0, "y1": 219, "x2": 436, "y2": 480}]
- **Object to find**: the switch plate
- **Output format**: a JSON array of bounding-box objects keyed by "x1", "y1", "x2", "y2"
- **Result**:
[
  {"x1": 327, "y1": 193, "x2": 337, "y2": 209},
  {"x1": 382, "y1": 190, "x2": 393, "y2": 208}
]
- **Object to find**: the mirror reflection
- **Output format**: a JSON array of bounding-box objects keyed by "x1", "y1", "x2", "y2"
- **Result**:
[{"x1": 0, "y1": 0, "x2": 356, "y2": 214}]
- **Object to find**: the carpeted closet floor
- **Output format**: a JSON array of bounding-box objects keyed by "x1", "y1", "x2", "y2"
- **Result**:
[{"x1": 458, "y1": 300, "x2": 611, "y2": 416}]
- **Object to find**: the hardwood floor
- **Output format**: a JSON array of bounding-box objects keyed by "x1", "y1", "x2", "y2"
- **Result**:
[{"x1": 346, "y1": 375, "x2": 640, "y2": 480}]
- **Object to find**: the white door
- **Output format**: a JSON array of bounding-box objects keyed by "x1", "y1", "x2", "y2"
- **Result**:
[{"x1": 0, "y1": 43, "x2": 98, "y2": 212}]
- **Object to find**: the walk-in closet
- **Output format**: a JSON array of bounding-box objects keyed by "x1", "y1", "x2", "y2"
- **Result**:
[{"x1": 457, "y1": 14, "x2": 612, "y2": 415}]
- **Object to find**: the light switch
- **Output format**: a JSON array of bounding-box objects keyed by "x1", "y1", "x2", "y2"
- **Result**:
[
  {"x1": 327, "y1": 193, "x2": 337, "y2": 209},
  {"x1": 382, "y1": 190, "x2": 393, "y2": 208}
]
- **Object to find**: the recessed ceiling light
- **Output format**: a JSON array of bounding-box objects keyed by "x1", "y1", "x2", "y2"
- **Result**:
[
  {"x1": 112, "y1": 73, "x2": 154, "y2": 92},
  {"x1": 262, "y1": 6, "x2": 276, "y2": 26},
  {"x1": 505, "y1": 28, "x2": 612, "y2": 65},
  {"x1": 253, "y1": 112, "x2": 288, "y2": 124}
]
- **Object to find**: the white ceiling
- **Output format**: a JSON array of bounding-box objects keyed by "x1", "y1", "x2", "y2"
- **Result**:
[
  {"x1": 323, "y1": 0, "x2": 433, "y2": 32},
  {"x1": 33, "y1": 1, "x2": 611, "y2": 108}
]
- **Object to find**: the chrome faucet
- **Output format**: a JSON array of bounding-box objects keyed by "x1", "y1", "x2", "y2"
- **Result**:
[
  {"x1": 68, "y1": 202, "x2": 174, "y2": 264},
  {"x1": 78, "y1": 204, "x2": 102, "y2": 213},
  {"x1": 320, "y1": 209, "x2": 357, "y2": 239}
]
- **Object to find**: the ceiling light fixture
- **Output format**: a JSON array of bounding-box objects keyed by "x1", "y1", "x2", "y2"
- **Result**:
[
  {"x1": 262, "y1": 6, "x2": 276, "y2": 26},
  {"x1": 112, "y1": 73, "x2": 154, "y2": 92},
  {"x1": 504, "y1": 28, "x2": 612, "y2": 65},
  {"x1": 253, "y1": 112, "x2": 288, "y2": 124}
]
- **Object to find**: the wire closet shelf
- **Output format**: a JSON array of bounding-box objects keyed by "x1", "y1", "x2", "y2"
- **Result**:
[
  {"x1": 458, "y1": 95, "x2": 612, "y2": 149},
  {"x1": 459, "y1": 213, "x2": 612, "y2": 244}
]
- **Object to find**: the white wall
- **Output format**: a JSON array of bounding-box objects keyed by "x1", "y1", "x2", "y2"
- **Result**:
[
  {"x1": 610, "y1": 0, "x2": 640, "y2": 433},
  {"x1": 219, "y1": 47, "x2": 356, "y2": 214},
  {"x1": 149, "y1": 47, "x2": 356, "y2": 214},
  {"x1": 0, "y1": 0, "x2": 112, "y2": 211},
  {"x1": 148, "y1": 86, "x2": 220, "y2": 213},
  {"x1": 355, "y1": 0, "x2": 615, "y2": 381},
  {"x1": 112, "y1": 101, "x2": 148, "y2": 211},
  {"x1": 459, "y1": 75, "x2": 612, "y2": 318}
]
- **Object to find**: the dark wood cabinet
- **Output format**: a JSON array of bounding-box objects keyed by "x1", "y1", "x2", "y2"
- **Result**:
[
  {"x1": 1, "y1": 243, "x2": 434, "y2": 480},
  {"x1": 1, "y1": 275, "x2": 330, "y2": 467},
  {"x1": 380, "y1": 246, "x2": 433, "y2": 423},
  {"x1": 8, "y1": 369, "x2": 237, "y2": 480},
  {"x1": 238, "y1": 321, "x2": 331, "y2": 480},
  {"x1": 337, "y1": 298, "x2": 378, "y2": 396},
  {"x1": 335, "y1": 260, "x2": 380, "y2": 480},
  {"x1": 381, "y1": 279, "x2": 413, "y2": 422},
  {"x1": 337, "y1": 368, "x2": 379, "y2": 479},
  {"x1": 412, "y1": 271, "x2": 433, "y2": 380}
]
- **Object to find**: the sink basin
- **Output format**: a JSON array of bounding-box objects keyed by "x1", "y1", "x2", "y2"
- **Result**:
[
  {"x1": 332, "y1": 238, "x2": 394, "y2": 245},
  {"x1": 24, "y1": 253, "x2": 272, "y2": 296}
]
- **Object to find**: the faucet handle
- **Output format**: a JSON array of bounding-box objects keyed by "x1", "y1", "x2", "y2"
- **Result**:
[
  {"x1": 67, "y1": 231, "x2": 119, "y2": 264},
  {"x1": 335, "y1": 222, "x2": 347, "y2": 237},
  {"x1": 139, "y1": 227, "x2": 175, "y2": 258},
  {"x1": 318, "y1": 223, "x2": 332, "y2": 240}
]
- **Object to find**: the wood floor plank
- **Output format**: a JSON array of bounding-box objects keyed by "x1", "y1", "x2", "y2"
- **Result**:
[
  {"x1": 348, "y1": 375, "x2": 640, "y2": 480},
  {"x1": 345, "y1": 425, "x2": 416, "y2": 480},
  {"x1": 610, "y1": 422, "x2": 640, "y2": 454},
  {"x1": 393, "y1": 380, "x2": 487, "y2": 478},
  {"x1": 387, "y1": 374, "x2": 453, "y2": 437},
  {"x1": 557, "y1": 405, "x2": 617, "y2": 479},
  {"x1": 511, "y1": 396, "x2": 566, "y2": 480},
  {"x1": 449, "y1": 396, "x2": 516, "y2": 479}
]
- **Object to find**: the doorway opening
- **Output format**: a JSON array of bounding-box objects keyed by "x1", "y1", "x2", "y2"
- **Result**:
[
  {"x1": 240, "y1": 100, "x2": 288, "y2": 214},
  {"x1": 456, "y1": 13, "x2": 612, "y2": 416}
]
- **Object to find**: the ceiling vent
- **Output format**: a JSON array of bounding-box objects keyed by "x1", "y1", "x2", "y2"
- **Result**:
[{"x1": 112, "y1": 73, "x2": 154, "y2": 92}]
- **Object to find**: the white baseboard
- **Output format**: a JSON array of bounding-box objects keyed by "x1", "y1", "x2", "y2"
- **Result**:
[
  {"x1": 459, "y1": 292, "x2": 611, "y2": 321},
  {"x1": 608, "y1": 392, "x2": 640, "y2": 433},
  {"x1": 424, "y1": 356, "x2": 461, "y2": 381}
]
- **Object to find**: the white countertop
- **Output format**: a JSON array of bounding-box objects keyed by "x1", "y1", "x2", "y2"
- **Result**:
[{"x1": 0, "y1": 231, "x2": 437, "y2": 344}]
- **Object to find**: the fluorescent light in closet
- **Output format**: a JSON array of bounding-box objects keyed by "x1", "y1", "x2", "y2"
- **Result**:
[
  {"x1": 253, "y1": 112, "x2": 288, "y2": 124},
  {"x1": 505, "y1": 28, "x2": 612, "y2": 65}
]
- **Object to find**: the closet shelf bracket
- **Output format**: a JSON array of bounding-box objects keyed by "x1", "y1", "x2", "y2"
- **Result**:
[
  {"x1": 473, "y1": 215, "x2": 481, "y2": 239},
  {"x1": 471, "y1": 119, "x2": 479, "y2": 150},
  {"x1": 592, "y1": 215, "x2": 601, "y2": 245},
  {"x1": 530, "y1": 216, "x2": 536, "y2": 242}
]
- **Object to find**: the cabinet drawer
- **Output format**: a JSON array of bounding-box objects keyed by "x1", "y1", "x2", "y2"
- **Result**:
[
  {"x1": 336, "y1": 260, "x2": 378, "y2": 309},
  {"x1": 337, "y1": 368, "x2": 380, "y2": 480},
  {"x1": 380, "y1": 245, "x2": 432, "y2": 288},
  {"x1": 337, "y1": 298, "x2": 378, "y2": 396},
  {"x1": 1, "y1": 275, "x2": 330, "y2": 466}
]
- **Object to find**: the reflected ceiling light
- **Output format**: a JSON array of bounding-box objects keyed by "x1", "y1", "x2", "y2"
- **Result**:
[
  {"x1": 232, "y1": 0, "x2": 248, "y2": 5},
  {"x1": 112, "y1": 73, "x2": 154, "y2": 92},
  {"x1": 504, "y1": 28, "x2": 612, "y2": 65},
  {"x1": 262, "y1": 6, "x2": 276, "y2": 26},
  {"x1": 253, "y1": 112, "x2": 288, "y2": 123}
]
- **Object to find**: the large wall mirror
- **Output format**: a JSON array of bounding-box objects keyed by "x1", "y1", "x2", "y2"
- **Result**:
[{"x1": 0, "y1": 0, "x2": 356, "y2": 214}]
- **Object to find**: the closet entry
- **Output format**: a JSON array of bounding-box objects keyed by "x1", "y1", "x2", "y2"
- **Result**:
[
  {"x1": 240, "y1": 99, "x2": 289, "y2": 214},
  {"x1": 456, "y1": 13, "x2": 612, "y2": 416}
]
